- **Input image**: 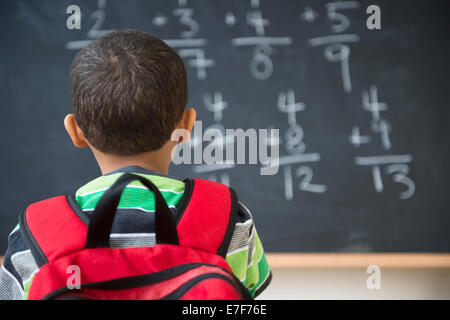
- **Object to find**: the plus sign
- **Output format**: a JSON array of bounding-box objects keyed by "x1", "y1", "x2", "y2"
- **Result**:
[
  {"x1": 348, "y1": 126, "x2": 371, "y2": 147},
  {"x1": 204, "y1": 92, "x2": 228, "y2": 122},
  {"x1": 300, "y1": 6, "x2": 318, "y2": 23},
  {"x1": 247, "y1": 11, "x2": 270, "y2": 36},
  {"x1": 178, "y1": 49, "x2": 215, "y2": 80}
]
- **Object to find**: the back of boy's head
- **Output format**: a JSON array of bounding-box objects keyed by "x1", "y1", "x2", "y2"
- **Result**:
[{"x1": 70, "y1": 30, "x2": 187, "y2": 155}]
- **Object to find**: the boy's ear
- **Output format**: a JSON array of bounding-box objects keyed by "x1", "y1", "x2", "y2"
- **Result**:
[
  {"x1": 177, "y1": 108, "x2": 196, "y2": 134},
  {"x1": 64, "y1": 114, "x2": 88, "y2": 148}
]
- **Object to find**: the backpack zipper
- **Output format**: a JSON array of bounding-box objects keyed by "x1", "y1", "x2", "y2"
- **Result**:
[{"x1": 42, "y1": 262, "x2": 251, "y2": 300}]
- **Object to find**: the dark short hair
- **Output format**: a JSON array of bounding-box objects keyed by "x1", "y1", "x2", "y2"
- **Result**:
[{"x1": 70, "y1": 30, "x2": 187, "y2": 155}]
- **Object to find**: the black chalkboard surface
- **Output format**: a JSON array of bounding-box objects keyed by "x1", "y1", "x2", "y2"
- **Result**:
[{"x1": 1, "y1": 0, "x2": 449, "y2": 254}]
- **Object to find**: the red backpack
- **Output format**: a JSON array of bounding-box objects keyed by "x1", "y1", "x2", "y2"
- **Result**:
[{"x1": 20, "y1": 173, "x2": 252, "y2": 300}]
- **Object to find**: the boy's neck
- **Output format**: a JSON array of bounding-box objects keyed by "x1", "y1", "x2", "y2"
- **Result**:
[{"x1": 91, "y1": 143, "x2": 174, "y2": 176}]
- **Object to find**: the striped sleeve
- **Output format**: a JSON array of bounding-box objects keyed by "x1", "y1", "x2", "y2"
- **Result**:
[
  {"x1": 0, "y1": 224, "x2": 39, "y2": 300},
  {"x1": 225, "y1": 201, "x2": 272, "y2": 298}
]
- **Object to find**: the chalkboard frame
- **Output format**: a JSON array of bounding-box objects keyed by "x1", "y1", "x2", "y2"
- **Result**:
[{"x1": 2, "y1": 254, "x2": 450, "y2": 268}]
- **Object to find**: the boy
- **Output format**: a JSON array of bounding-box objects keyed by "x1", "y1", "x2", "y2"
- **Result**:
[{"x1": 0, "y1": 30, "x2": 271, "y2": 299}]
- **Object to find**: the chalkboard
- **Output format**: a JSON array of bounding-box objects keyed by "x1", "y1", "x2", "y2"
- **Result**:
[{"x1": 1, "y1": 0, "x2": 449, "y2": 254}]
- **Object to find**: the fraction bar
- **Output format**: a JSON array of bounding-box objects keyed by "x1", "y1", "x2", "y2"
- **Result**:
[
  {"x1": 354, "y1": 154, "x2": 413, "y2": 166},
  {"x1": 163, "y1": 39, "x2": 207, "y2": 47},
  {"x1": 193, "y1": 162, "x2": 236, "y2": 173},
  {"x1": 66, "y1": 40, "x2": 92, "y2": 50},
  {"x1": 262, "y1": 153, "x2": 321, "y2": 169},
  {"x1": 308, "y1": 34, "x2": 360, "y2": 46},
  {"x1": 325, "y1": 1, "x2": 360, "y2": 10},
  {"x1": 67, "y1": 38, "x2": 207, "y2": 50},
  {"x1": 231, "y1": 37, "x2": 293, "y2": 47}
]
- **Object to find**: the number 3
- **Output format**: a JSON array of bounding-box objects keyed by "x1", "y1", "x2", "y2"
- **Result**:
[
  {"x1": 173, "y1": 8, "x2": 199, "y2": 39},
  {"x1": 386, "y1": 164, "x2": 415, "y2": 199}
]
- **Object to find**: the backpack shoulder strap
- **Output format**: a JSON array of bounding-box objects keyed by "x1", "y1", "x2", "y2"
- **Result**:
[
  {"x1": 20, "y1": 179, "x2": 238, "y2": 265},
  {"x1": 176, "y1": 179, "x2": 239, "y2": 258},
  {"x1": 19, "y1": 195, "x2": 88, "y2": 267}
]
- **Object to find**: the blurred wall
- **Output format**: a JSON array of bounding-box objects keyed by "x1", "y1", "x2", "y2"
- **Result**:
[{"x1": 257, "y1": 267, "x2": 450, "y2": 300}]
